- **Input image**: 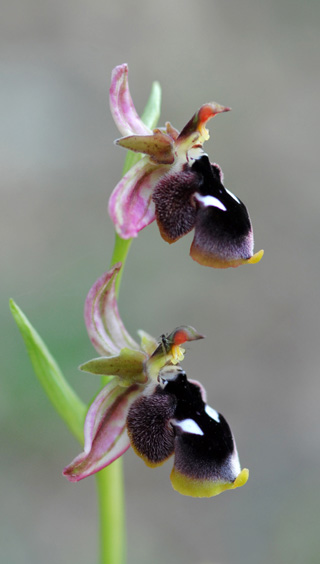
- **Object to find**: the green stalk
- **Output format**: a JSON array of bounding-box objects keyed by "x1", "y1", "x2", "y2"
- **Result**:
[
  {"x1": 96, "y1": 459, "x2": 125, "y2": 564},
  {"x1": 110, "y1": 234, "x2": 133, "y2": 294},
  {"x1": 95, "y1": 78, "x2": 162, "y2": 564},
  {"x1": 95, "y1": 228, "x2": 130, "y2": 564},
  {"x1": 95, "y1": 205, "x2": 132, "y2": 564}
]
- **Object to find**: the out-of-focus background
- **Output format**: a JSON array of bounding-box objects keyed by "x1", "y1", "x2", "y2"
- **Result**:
[{"x1": 2, "y1": 1, "x2": 320, "y2": 563}]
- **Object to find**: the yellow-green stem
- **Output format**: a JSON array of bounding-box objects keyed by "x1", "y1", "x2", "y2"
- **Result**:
[
  {"x1": 95, "y1": 79, "x2": 161, "y2": 564},
  {"x1": 96, "y1": 459, "x2": 125, "y2": 564},
  {"x1": 95, "y1": 205, "x2": 133, "y2": 564},
  {"x1": 110, "y1": 234, "x2": 133, "y2": 294}
]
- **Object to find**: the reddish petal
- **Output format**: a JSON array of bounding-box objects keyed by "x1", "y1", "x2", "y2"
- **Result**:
[
  {"x1": 178, "y1": 102, "x2": 231, "y2": 144},
  {"x1": 169, "y1": 326, "x2": 205, "y2": 345},
  {"x1": 108, "y1": 156, "x2": 168, "y2": 239},
  {"x1": 109, "y1": 64, "x2": 152, "y2": 137},
  {"x1": 84, "y1": 264, "x2": 140, "y2": 356},
  {"x1": 172, "y1": 102, "x2": 230, "y2": 163}
]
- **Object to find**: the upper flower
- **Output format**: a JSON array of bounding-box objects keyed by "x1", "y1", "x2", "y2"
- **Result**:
[
  {"x1": 63, "y1": 263, "x2": 249, "y2": 497},
  {"x1": 108, "y1": 63, "x2": 263, "y2": 268}
]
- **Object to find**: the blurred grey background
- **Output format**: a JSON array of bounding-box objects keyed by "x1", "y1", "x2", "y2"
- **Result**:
[{"x1": 2, "y1": 0, "x2": 320, "y2": 563}]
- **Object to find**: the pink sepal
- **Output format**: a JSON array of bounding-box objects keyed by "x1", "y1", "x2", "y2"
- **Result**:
[
  {"x1": 109, "y1": 64, "x2": 152, "y2": 137},
  {"x1": 84, "y1": 264, "x2": 140, "y2": 356},
  {"x1": 63, "y1": 380, "x2": 141, "y2": 481},
  {"x1": 108, "y1": 156, "x2": 168, "y2": 238}
]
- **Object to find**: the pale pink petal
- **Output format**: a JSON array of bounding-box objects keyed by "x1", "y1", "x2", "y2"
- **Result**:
[
  {"x1": 84, "y1": 264, "x2": 140, "y2": 356},
  {"x1": 109, "y1": 64, "x2": 152, "y2": 137},
  {"x1": 63, "y1": 381, "x2": 141, "y2": 481},
  {"x1": 83, "y1": 378, "x2": 120, "y2": 450},
  {"x1": 108, "y1": 156, "x2": 168, "y2": 239}
]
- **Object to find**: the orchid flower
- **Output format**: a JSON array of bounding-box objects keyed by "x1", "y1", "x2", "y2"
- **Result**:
[
  {"x1": 109, "y1": 64, "x2": 263, "y2": 268},
  {"x1": 63, "y1": 263, "x2": 249, "y2": 497}
]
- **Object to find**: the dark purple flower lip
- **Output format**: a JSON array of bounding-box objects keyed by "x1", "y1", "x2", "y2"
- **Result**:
[
  {"x1": 153, "y1": 154, "x2": 263, "y2": 268},
  {"x1": 127, "y1": 367, "x2": 249, "y2": 497}
]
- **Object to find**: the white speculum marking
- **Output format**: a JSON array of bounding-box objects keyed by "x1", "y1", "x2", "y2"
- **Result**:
[
  {"x1": 173, "y1": 418, "x2": 204, "y2": 436},
  {"x1": 194, "y1": 193, "x2": 227, "y2": 212},
  {"x1": 205, "y1": 404, "x2": 220, "y2": 423},
  {"x1": 226, "y1": 188, "x2": 241, "y2": 204}
]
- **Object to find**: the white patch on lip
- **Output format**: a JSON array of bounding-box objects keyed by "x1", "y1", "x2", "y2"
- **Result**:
[
  {"x1": 194, "y1": 193, "x2": 227, "y2": 212},
  {"x1": 229, "y1": 450, "x2": 241, "y2": 478},
  {"x1": 205, "y1": 404, "x2": 220, "y2": 423},
  {"x1": 173, "y1": 418, "x2": 204, "y2": 436},
  {"x1": 226, "y1": 188, "x2": 241, "y2": 204}
]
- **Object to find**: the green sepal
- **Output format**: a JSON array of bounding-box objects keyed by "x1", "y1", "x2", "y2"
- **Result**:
[
  {"x1": 141, "y1": 80, "x2": 161, "y2": 130},
  {"x1": 116, "y1": 130, "x2": 174, "y2": 164},
  {"x1": 80, "y1": 348, "x2": 146, "y2": 385},
  {"x1": 137, "y1": 329, "x2": 158, "y2": 356},
  {"x1": 9, "y1": 299, "x2": 86, "y2": 445},
  {"x1": 122, "y1": 80, "x2": 162, "y2": 174}
]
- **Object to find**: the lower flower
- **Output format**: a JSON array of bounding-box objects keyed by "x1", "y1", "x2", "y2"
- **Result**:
[
  {"x1": 126, "y1": 367, "x2": 249, "y2": 497},
  {"x1": 63, "y1": 264, "x2": 248, "y2": 497}
]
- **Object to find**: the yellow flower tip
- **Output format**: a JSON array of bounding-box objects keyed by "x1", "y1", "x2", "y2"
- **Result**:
[
  {"x1": 232, "y1": 467, "x2": 249, "y2": 489},
  {"x1": 247, "y1": 249, "x2": 264, "y2": 265},
  {"x1": 170, "y1": 344, "x2": 185, "y2": 364},
  {"x1": 170, "y1": 467, "x2": 249, "y2": 498},
  {"x1": 198, "y1": 124, "x2": 210, "y2": 143}
]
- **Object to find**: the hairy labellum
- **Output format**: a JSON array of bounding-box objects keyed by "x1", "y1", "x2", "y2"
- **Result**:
[
  {"x1": 152, "y1": 167, "x2": 198, "y2": 242},
  {"x1": 126, "y1": 385, "x2": 176, "y2": 467}
]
